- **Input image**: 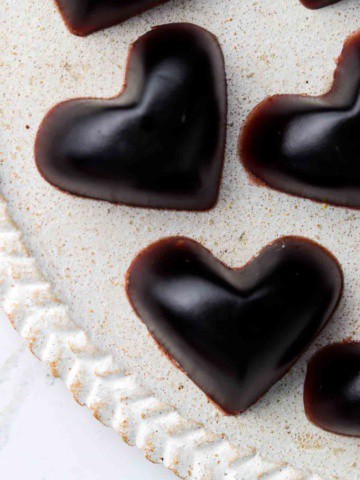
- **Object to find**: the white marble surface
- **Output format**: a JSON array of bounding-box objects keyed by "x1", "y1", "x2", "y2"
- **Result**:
[{"x1": 0, "y1": 309, "x2": 175, "y2": 480}]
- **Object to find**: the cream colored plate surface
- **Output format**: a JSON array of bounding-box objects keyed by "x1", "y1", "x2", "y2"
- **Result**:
[{"x1": 1, "y1": 0, "x2": 359, "y2": 478}]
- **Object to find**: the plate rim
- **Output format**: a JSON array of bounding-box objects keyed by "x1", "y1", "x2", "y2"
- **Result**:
[{"x1": 0, "y1": 192, "x2": 321, "y2": 480}]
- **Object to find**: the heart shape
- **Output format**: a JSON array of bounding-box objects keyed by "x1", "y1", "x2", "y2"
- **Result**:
[
  {"x1": 300, "y1": 0, "x2": 342, "y2": 8},
  {"x1": 240, "y1": 30, "x2": 360, "y2": 209},
  {"x1": 35, "y1": 24, "x2": 226, "y2": 211},
  {"x1": 127, "y1": 236, "x2": 343, "y2": 414},
  {"x1": 55, "y1": 0, "x2": 170, "y2": 36},
  {"x1": 304, "y1": 343, "x2": 360, "y2": 437}
]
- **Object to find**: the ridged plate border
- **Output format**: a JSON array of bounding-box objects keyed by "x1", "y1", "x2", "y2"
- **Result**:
[{"x1": 0, "y1": 194, "x2": 322, "y2": 480}]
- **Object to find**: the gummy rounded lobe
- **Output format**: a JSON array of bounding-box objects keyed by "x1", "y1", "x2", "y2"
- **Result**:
[
  {"x1": 55, "y1": 0, "x2": 170, "y2": 36},
  {"x1": 240, "y1": 30, "x2": 360, "y2": 209},
  {"x1": 127, "y1": 236, "x2": 343, "y2": 414},
  {"x1": 304, "y1": 343, "x2": 360, "y2": 437},
  {"x1": 300, "y1": 0, "x2": 342, "y2": 8},
  {"x1": 35, "y1": 24, "x2": 227, "y2": 211}
]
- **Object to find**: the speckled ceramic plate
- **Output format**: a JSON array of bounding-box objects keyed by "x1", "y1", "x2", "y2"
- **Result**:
[{"x1": 1, "y1": 1, "x2": 359, "y2": 478}]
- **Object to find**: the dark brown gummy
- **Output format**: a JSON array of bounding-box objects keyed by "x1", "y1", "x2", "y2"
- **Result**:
[
  {"x1": 300, "y1": 0, "x2": 342, "y2": 8},
  {"x1": 35, "y1": 24, "x2": 226, "y2": 211},
  {"x1": 55, "y1": 0, "x2": 170, "y2": 36},
  {"x1": 304, "y1": 343, "x2": 360, "y2": 437},
  {"x1": 127, "y1": 236, "x2": 343, "y2": 414},
  {"x1": 240, "y1": 30, "x2": 360, "y2": 209}
]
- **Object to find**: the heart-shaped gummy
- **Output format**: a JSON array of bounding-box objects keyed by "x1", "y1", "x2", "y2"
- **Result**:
[
  {"x1": 35, "y1": 24, "x2": 226, "y2": 211},
  {"x1": 240, "y1": 30, "x2": 360, "y2": 209},
  {"x1": 300, "y1": 0, "x2": 342, "y2": 8},
  {"x1": 127, "y1": 236, "x2": 343, "y2": 414},
  {"x1": 55, "y1": 0, "x2": 170, "y2": 36},
  {"x1": 304, "y1": 343, "x2": 360, "y2": 437}
]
